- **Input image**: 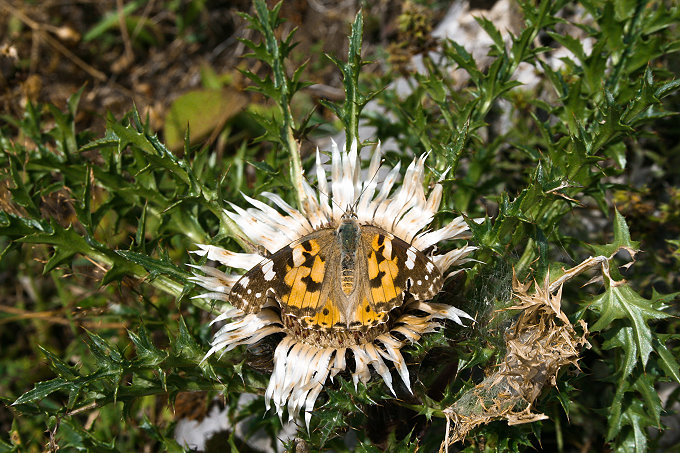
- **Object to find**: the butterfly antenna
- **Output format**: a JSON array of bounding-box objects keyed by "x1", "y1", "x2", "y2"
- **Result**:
[
  {"x1": 350, "y1": 156, "x2": 383, "y2": 215},
  {"x1": 304, "y1": 145, "x2": 384, "y2": 217}
]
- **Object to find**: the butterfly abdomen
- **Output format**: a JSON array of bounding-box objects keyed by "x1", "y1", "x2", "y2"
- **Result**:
[{"x1": 340, "y1": 256, "x2": 355, "y2": 294}]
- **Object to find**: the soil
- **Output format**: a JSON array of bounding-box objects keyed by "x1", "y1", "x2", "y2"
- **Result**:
[{"x1": 0, "y1": 0, "x2": 441, "y2": 142}]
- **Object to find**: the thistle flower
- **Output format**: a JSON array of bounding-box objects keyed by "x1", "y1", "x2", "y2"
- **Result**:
[{"x1": 191, "y1": 140, "x2": 476, "y2": 426}]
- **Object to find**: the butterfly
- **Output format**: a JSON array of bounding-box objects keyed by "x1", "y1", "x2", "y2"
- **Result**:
[{"x1": 227, "y1": 208, "x2": 443, "y2": 331}]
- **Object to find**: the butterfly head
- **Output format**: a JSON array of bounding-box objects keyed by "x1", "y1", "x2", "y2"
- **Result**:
[
  {"x1": 341, "y1": 204, "x2": 358, "y2": 220},
  {"x1": 338, "y1": 206, "x2": 360, "y2": 239}
]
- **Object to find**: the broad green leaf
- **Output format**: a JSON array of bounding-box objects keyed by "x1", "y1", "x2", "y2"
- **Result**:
[{"x1": 163, "y1": 88, "x2": 246, "y2": 151}]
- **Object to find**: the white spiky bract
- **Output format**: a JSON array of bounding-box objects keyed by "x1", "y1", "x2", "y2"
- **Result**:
[{"x1": 191, "y1": 139, "x2": 476, "y2": 425}]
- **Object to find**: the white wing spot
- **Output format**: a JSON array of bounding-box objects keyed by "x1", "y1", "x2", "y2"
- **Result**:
[
  {"x1": 417, "y1": 280, "x2": 422, "y2": 286},
  {"x1": 262, "y1": 260, "x2": 275, "y2": 281},
  {"x1": 247, "y1": 289, "x2": 252, "y2": 294},
  {"x1": 255, "y1": 292, "x2": 262, "y2": 298},
  {"x1": 383, "y1": 238, "x2": 393, "y2": 260},
  {"x1": 405, "y1": 247, "x2": 417, "y2": 270},
  {"x1": 424, "y1": 275, "x2": 429, "y2": 281},
  {"x1": 292, "y1": 246, "x2": 305, "y2": 267}
]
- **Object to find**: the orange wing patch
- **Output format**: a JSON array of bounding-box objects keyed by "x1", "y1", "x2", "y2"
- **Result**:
[
  {"x1": 302, "y1": 298, "x2": 342, "y2": 328},
  {"x1": 281, "y1": 239, "x2": 325, "y2": 312},
  {"x1": 367, "y1": 234, "x2": 402, "y2": 309},
  {"x1": 353, "y1": 297, "x2": 387, "y2": 328}
]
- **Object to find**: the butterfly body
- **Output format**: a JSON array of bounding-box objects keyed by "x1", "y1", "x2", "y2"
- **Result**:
[
  {"x1": 337, "y1": 216, "x2": 360, "y2": 297},
  {"x1": 229, "y1": 210, "x2": 443, "y2": 331}
]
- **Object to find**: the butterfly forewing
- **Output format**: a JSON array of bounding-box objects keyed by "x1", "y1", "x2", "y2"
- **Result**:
[
  {"x1": 228, "y1": 229, "x2": 335, "y2": 316},
  {"x1": 361, "y1": 226, "x2": 442, "y2": 308}
]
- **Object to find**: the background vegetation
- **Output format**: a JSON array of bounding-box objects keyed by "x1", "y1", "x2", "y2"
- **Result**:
[{"x1": 1, "y1": 0, "x2": 679, "y2": 451}]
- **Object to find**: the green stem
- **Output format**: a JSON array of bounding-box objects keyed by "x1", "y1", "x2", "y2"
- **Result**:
[
  {"x1": 344, "y1": 12, "x2": 363, "y2": 153},
  {"x1": 253, "y1": 0, "x2": 306, "y2": 212},
  {"x1": 605, "y1": 0, "x2": 646, "y2": 92}
]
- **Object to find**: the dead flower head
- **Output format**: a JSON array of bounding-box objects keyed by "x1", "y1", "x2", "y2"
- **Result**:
[{"x1": 441, "y1": 275, "x2": 590, "y2": 450}]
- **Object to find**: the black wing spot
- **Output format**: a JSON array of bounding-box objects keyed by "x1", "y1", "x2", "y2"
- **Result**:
[
  {"x1": 370, "y1": 270, "x2": 386, "y2": 288},
  {"x1": 373, "y1": 249, "x2": 386, "y2": 265},
  {"x1": 322, "y1": 308, "x2": 329, "y2": 315},
  {"x1": 302, "y1": 252, "x2": 317, "y2": 266},
  {"x1": 301, "y1": 274, "x2": 323, "y2": 292}
]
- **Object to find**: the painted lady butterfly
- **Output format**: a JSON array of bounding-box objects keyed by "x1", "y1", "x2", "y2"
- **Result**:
[{"x1": 228, "y1": 210, "x2": 442, "y2": 330}]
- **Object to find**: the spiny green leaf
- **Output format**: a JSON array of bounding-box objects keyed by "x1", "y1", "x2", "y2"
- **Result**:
[
  {"x1": 324, "y1": 11, "x2": 368, "y2": 150},
  {"x1": 172, "y1": 316, "x2": 205, "y2": 363},
  {"x1": 128, "y1": 327, "x2": 168, "y2": 366},
  {"x1": 115, "y1": 250, "x2": 190, "y2": 284},
  {"x1": 84, "y1": 330, "x2": 123, "y2": 365},
  {"x1": 0, "y1": 211, "x2": 48, "y2": 237},
  {"x1": 610, "y1": 398, "x2": 655, "y2": 451},
  {"x1": 39, "y1": 346, "x2": 80, "y2": 380},
  {"x1": 12, "y1": 377, "x2": 73, "y2": 406},
  {"x1": 632, "y1": 373, "x2": 662, "y2": 427},
  {"x1": 588, "y1": 209, "x2": 640, "y2": 258},
  {"x1": 655, "y1": 78, "x2": 680, "y2": 99},
  {"x1": 653, "y1": 336, "x2": 680, "y2": 384},
  {"x1": 59, "y1": 417, "x2": 118, "y2": 452},
  {"x1": 602, "y1": 325, "x2": 638, "y2": 379},
  {"x1": 247, "y1": 159, "x2": 278, "y2": 175},
  {"x1": 475, "y1": 16, "x2": 505, "y2": 53},
  {"x1": 591, "y1": 283, "x2": 667, "y2": 367},
  {"x1": 101, "y1": 260, "x2": 139, "y2": 286},
  {"x1": 139, "y1": 416, "x2": 185, "y2": 452},
  {"x1": 16, "y1": 221, "x2": 91, "y2": 273}
]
